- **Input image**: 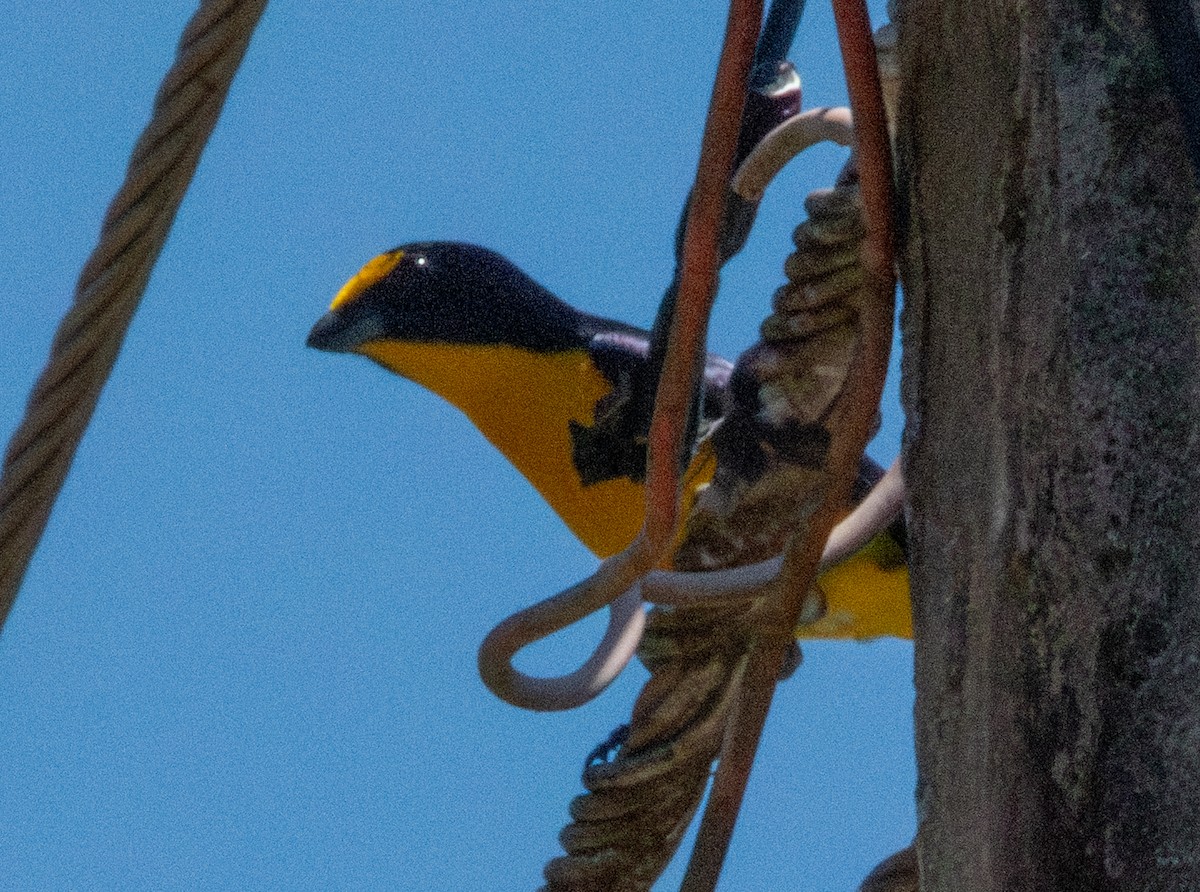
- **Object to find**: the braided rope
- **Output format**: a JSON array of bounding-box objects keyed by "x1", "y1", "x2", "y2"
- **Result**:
[
  {"x1": 543, "y1": 4, "x2": 900, "y2": 880},
  {"x1": 679, "y1": 5, "x2": 899, "y2": 885},
  {"x1": 542, "y1": 157, "x2": 874, "y2": 892},
  {"x1": 0, "y1": 0, "x2": 269, "y2": 630}
]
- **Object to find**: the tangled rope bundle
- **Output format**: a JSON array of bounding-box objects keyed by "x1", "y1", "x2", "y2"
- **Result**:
[
  {"x1": 532, "y1": 5, "x2": 901, "y2": 886},
  {"x1": 544, "y1": 154, "x2": 885, "y2": 891}
]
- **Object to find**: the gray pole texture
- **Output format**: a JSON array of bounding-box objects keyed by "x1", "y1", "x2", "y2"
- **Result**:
[{"x1": 897, "y1": 2, "x2": 1200, "y2": 890}]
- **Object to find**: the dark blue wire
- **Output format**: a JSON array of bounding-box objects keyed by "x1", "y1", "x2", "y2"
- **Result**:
[
  {"x1": 751, "y1": 0, "x2": 808, "y2": 88},
  {"x1": 633, "y1": 0, "x2": 811, "y2": 464}
]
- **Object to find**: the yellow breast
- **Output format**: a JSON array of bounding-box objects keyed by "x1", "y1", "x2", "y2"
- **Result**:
[
  {"x1": 358, "y1": 338, "x2": 912, "y2": 641},
  {"x1": 359, "y1": 340, "x2": 646, "y2": 557}
]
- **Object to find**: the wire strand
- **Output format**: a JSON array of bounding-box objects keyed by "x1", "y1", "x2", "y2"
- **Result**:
[
  {"x1": 679, "y1": 2, "x2": 897, "y2": 888},
  {"x1": 0, "y1": 0, "x2": 269, "y2": 632}
]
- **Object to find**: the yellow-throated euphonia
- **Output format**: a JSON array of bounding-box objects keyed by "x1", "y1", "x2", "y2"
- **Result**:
[{"x1": 308, "y1": 242, "x2": 911, "y2": 640}]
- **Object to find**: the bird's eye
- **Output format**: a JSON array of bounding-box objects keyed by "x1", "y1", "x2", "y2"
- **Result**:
[{"x1": 414, "y1": 255, "x2": 428, "y2": 267}]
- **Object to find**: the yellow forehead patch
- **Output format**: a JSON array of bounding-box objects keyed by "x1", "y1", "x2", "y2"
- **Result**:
[{"x1": 329, "y1": 249, "x2": 405, "y2": 310}]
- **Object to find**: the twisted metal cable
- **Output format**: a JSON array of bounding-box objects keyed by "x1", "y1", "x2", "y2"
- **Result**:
[
  {"x1": 682, "y1": 5, "x2": 899, "y2": 886},
  {"x1": 542, "y1": 152, "x2": 875, "y2": 892},
  {"x1": 546, "y1": 5, "x2": 903, "y2": 876},
  {"x1": 0, "y1": 0, "x2": 269, "y2": 631}
]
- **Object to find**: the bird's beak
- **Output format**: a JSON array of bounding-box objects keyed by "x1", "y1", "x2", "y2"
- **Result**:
[{"x1": 307, "y1": 309, "x2": 368, "y2": 353}]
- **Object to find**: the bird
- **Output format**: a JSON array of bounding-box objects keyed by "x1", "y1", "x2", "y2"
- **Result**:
[{"x1": 307, "y1": 241, "x2": 911, "y2": 640}]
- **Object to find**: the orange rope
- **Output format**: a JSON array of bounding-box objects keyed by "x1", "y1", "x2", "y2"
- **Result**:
[
  {"x1": 642, "y1": 0, "x2": 764, "y2": 555},
  {"x1": 680, "y1": 3, "x2": 897, "y2": 889},
  {"x1": 477, "y1": 0, "x2": 763, "y2": 710}
]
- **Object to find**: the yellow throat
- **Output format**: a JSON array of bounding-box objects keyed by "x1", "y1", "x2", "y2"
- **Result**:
[{"x1": 359, "y1": 339, "x2": 646, "y2": 558}]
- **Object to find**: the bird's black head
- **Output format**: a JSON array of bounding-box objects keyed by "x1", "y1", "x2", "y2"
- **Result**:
[{"x1": 307, "y1": 242, "x2": 598, "y2": 354}]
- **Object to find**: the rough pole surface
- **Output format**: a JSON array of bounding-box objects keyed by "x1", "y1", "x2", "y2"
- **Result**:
[{"x1": 897, "y1": 1, "x2": 1200, "y2": 890}]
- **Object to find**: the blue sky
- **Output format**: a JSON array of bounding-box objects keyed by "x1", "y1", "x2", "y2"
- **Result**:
[{"x1": 0, "y1": 3, "x2": 911, "y2": 889}]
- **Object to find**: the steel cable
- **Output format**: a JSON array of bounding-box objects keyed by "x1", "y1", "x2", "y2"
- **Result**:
[{"x1": 0, "y1": 0, "x2": 269, "y2": 631}]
